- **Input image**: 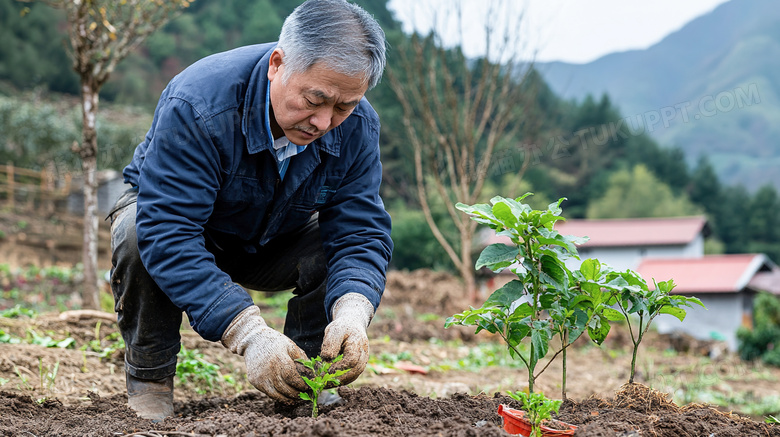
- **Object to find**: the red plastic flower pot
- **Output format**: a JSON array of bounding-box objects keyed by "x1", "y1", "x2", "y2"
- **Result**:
[{"x1": 497, "y1": 405, "x2": 577, "y2": 436}]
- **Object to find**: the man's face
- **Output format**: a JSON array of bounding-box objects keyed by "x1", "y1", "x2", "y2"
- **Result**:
[{"x1": 267, "y1": 49, "x2": 369, "y2": 146}]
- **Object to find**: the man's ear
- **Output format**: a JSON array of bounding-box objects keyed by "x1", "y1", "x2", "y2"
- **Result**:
[{"x1": 268, "y1": 48, "x2": 284, "y2": 81}]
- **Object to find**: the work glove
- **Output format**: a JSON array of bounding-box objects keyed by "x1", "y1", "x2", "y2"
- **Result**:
[
  {"x1": 221, "y1": 305, "x2": 309, "y2": 403},
  {"x1": 320, "y1": 292, "x2": 375, "y2": 386}
]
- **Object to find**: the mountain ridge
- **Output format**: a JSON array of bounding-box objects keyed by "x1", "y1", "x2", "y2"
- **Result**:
[{"x1": 537, "y1": 0, "x2": 780, "y2": 191}]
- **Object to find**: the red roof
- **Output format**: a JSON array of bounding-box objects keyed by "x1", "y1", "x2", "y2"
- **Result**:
[
  {"x1": 554, "y1": 216, "x2": 708, "y2": 248},
  {"x1": 635, "y1": 254, "x2": 771, "y2": 294}
]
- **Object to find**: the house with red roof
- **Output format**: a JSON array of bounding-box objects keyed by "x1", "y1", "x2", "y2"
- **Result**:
[
  {"x1": 636, "y1": 254, "x2": 780, "y2": 351},
  {"x1": 477, "y1": 215, "x2": 780, "y2": 351},
  {"x1": 555, "y1": 216, "x2": 710, "y2": 271}
]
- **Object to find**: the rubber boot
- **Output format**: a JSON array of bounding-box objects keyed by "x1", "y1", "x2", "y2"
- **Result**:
[{"x1": 126, "y1": 373, "x2": 174, "y2": 422}]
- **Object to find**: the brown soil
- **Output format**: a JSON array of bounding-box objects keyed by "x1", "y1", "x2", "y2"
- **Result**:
[{"x1": 2, "y1": 381, "x2": 777, "y2": 436}]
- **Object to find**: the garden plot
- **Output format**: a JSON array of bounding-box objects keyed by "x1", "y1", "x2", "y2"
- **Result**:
[{"x1": 1, "y1": 268, "x2": 779, "y2": 436}]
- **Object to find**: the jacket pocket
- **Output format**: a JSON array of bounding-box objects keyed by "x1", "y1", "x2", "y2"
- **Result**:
[{"x1": 208, "y1": 176, "x2": 271, "y2": 237}]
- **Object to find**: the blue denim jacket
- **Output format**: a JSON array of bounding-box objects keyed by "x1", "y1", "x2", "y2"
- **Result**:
[{"x1": 123, "y1": 43, "x2": 393, "y2": 341}]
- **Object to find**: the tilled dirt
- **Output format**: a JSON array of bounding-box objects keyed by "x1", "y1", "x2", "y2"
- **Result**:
[
  {"x1": 1, "y1": 383, "x2": 777, "y2": 436},
  {"x1": 1, "y1": 269, "x2": 780, "y2": 435}
]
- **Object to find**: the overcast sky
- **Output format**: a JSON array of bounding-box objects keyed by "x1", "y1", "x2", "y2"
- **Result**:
[{"x1": 386, "y1": 0, "x2": 731, "y2": 64}]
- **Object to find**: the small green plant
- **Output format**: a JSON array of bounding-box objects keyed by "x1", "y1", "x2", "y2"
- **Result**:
[
  {"x1": 176, "y1": 346, "x2": 234, "y2": 395},
  {"x1": 446, "y1": 195, "x2": 619, "y2": 395},
  {"x1": 766, "y1": 414, "x2": 779, "y2": 424},
  {"x1": 37, "y1": 358, "x2": 59, "y2": 403},
  {"x1": 609, "y1": 272, "x2": 704, "y2": 383},
  {"x1": 80, "y1": 321, "x2": 125, "y2": 360},
  {"x1": 507, "y1": 391, "x2": 562, "y2": 437},
  {"x1": 0, "y1": 330, "x2": 21, "y2": 344},
  {"x1": 14, "y1": 366, "x2": 33, "y2": 392},
  {"x1": 446, "y1": 194, "x2": 703, "y2": 397},
  {"x1": 737, "y1": 292, "x2": 780, "y2": 366},
  {"x1": 26, "y1": 328, "x2": 75, "y2": 349},
  {"x1": 297, "y1": 355, "x2": 350, "y2": 418},
  {"x1": 0, "y1": 305, "x2": 37, "y2": 318}
]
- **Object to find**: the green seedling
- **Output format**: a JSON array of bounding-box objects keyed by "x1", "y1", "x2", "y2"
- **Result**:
[
  {"x1": 176, "y1": 346, "x2": 235, "y2": 395},
  {"x1": 446, "y1": 194, "x2": 704, "y2": 397},
  {"x1": 26, "y1": 328, "x2": 75, "y2": 349},
  {"x1": 297, "y1": 355, "x2": 350, "y2": 418},
  {"x1": 37, "y1": 358, "x2": 59, "y2": 404},
  {"x1": 0, "y1": 330, "x2": 21, "y2": 344},
  {"x1": 766, "y1": 415, "x2": 779, "y2": 424},
  {"x1": 80, "y1": 322, "x2": 125, "y2": 360},
  {"x1": 507, "y1": 391, "x2": 562, "y2": 437},
  {"x1": 14, "y1": 366, "x2": 33, "y2": 392},
  {"x1": 0, "y1": 305, "x2": 37, "y2": 318},
  {"x1": 607, "y1": 272, "x2": 704, "y2": 383},
  {"x1": 447, "y1": 195, "x2": 616, "y2": 395}
]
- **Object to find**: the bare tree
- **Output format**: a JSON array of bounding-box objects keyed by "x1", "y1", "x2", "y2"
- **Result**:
[
  {"x1": 388, "y1": 1, "x2": 533, "y2": 302},
  {"x1": 24, "y1": 0, "x2": 192, "y2": 309}
]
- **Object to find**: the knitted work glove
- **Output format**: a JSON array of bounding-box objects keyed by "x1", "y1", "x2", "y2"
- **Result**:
[
  {"x1": 320, "y1": 293, "x2": 375, "y2": 385},
  {"x1": 221, "y1": 305, "x2": 308, "y2": 403}
]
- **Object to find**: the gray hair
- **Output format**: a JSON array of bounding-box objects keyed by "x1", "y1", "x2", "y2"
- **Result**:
[{"x1": 276, "y1": 0, "x2": 386, "y2": 89}]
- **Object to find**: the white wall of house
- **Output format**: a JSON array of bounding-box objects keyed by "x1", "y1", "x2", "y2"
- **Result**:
[
  {"x1": 567, "y1": 235, "x2": 705, "y2": 272},
  {"x1": 654, "y1": 292, "x2": 748, "y2": 351}
]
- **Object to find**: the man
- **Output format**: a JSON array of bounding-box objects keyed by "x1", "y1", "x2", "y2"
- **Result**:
[{"x1": 108, "y1": 0, "x2": 392, "y2": 421}]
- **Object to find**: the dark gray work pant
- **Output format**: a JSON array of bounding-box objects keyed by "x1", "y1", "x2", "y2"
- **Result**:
[{"x1": 108, "y1": 189, "x2": 329, "y2": 381}]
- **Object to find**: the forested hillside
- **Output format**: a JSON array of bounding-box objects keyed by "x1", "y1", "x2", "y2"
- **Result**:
[
  {"x1": 538, "y1": 0, "x2": 780, "y2": 191},
  {"x1": 1, "y1": 0, "x2": 778, "y2": 268}
]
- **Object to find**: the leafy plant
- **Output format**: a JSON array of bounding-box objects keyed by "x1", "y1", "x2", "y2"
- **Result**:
[
  {"x1": 609, "y1": 272, "x2": 704, "y2": 383},
  {"x1": 0, "y1": 330, "x2": 21, "y2": 344},
  {"x1": 737, "y1": 292, "x2": 780, "y2": 366},
  {"x1": 26, "y1": 329, "x2": 75, "y2": 349},
  {"x1": 0, "y1": 305, "x2": 37, "y2": 318},
  {"x1": 446, "y1": 195, "x2": 614, "y2": 394},
  {"x1": 445, "y1": 194, "x2": 702, "y2": 396},
  {"x1": 80, "y1": 321, "x2": 125, "y2": 360},
  {"x1": 507, "y1": 391, "x2": 563, "y2": 437},
  {"x1": 176, "y1": 346, "x2": 235, "y2": 395},
  {"x1": 297, "y1": 355, "x2": 350, "y2": 418}
]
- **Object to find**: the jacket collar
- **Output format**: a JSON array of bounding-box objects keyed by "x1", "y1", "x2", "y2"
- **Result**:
[{"x1": 242, "y1": 44, "x2": 341, "y2": 158}]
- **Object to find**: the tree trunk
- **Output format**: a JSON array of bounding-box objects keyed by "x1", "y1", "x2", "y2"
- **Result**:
[{"x1": 80, "y1": 79, "x2": 100, "y2": 310}]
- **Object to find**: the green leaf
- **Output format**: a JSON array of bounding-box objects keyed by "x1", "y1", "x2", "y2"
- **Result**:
[
  {"x1": 683, "y1": 296, "x2": 706, "y2": 308},
  {"x1": 299, "y1": 392, "x2": 312, "y2": 401},
  {"x1": 475, "y1": 244, "x2": 519, "y2": 271},
  {"x1": 456, "y1": 202, "x2": 495, "y2": 222},
  {"x1": 507, "y1": 321, "x2": 532, "y2": 346},
  {"x1": 659, "y1": 306, "x2": 687, "y2": 322},
  {"x1": 485, "y1": 280, "x2": 525, "y2": 308},
  {"x1": 601, "y1": 307, "x2": 625, "y2": 322},
  {"x1": 515, "y1": 192, "x2": 533, "y2": 203},
  {"x1": 55, "y1": 338, "x2": 75, "y2": 349},
  {"x1": 531, "y1": 328, "x2": 550, "y2": 361},
  {"x1": 587, "y1": 315, "x2": 611, "y2": 345},
  {"x1": 580, "y1": 259, "x2": 600, "y2": 281},
  {"x1": 492, "y1": 201, "x2": 517, "y2": 225},
  {"x1": 567, "y1": 309, "x2": 588, "y2": 343},
  {"x1": 540, "y1": 254, "x2": 567, "y2": 290}
]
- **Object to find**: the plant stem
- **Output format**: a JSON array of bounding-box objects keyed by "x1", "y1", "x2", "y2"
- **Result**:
[
  {"x1": 628, "y1": 313, "x2": 643, "y2": 384},
  {"x1": 528, "y1": 242, "x2": 540, "y2": 393},
  {"x1": 562, "y1": 331, "x2": 568, "y2": 400}
]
